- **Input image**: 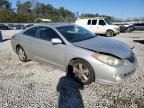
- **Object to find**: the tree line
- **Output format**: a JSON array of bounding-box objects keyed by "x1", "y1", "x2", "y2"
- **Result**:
[
  {"x1": 0, "y1": 0, "x2": 75, "y2": 23},
  {"x1": 0, "y1": 0, "x2": 143, "y2": 23}
]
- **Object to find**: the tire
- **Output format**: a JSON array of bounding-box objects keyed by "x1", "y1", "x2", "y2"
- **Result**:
[
  {"x1": 16, "y1": 46, "x2": 29, "y2": 62},
  {"x1": 125, "y1": 28, "x2": 131, "y2": 33},
  {"x1": 106, "y1": 30, "x2": 114, "y2": 37},
  {"x1": 71, "y1": 59, "x2": 95, "y2": 85}
]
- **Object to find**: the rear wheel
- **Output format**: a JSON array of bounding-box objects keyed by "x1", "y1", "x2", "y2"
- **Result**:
[
  {"x1": 106, "y1": 30, "x2": 114, "y2": 37},
  {"x1": 71, "y1": 59, "x2": 95, "y2": 85},
  {"x1": 126, "y1": 28, "x2": 132, "y2": 33},
  {"x1": 16, "y1": 46, "x2": 28, "y2": 62}
]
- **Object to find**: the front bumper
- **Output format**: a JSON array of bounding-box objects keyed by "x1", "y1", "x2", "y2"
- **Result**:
[{"x1": 87, "y1": 56, "x2": 137, "y2": 85}]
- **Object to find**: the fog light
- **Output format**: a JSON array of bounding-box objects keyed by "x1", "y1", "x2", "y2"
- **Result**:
[{"x1": 113, "y1": 74, "x2": 123, "y2": 82}]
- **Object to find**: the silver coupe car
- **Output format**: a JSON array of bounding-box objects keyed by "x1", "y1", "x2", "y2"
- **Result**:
[{"x1": 11, "y1": 23, "x2": 137, "y2": 85}]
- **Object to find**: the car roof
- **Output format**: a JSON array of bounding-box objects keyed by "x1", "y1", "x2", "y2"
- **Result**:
[
  {"x1": 76, "y1": 17, "x2": 106, "y2": 20},
  {"x1": 38, "y1": 23, "x2": 75, "y2": 28},
  {"x1": 22, "y1": 23, "x2": 75, "y2": 32}
]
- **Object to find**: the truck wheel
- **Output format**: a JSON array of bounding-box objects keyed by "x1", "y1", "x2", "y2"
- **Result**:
[{"x1": 106, "y1": 30, "x2": 114, "y2": 37}]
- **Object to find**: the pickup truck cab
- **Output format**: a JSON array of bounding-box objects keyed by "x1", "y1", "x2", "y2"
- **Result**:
[{"x1": 75, "y1": 17, "x2": 119, "y2": 36}]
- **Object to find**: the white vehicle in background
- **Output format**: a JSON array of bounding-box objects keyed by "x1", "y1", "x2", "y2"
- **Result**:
[
  {"x1": 122, "y1": 23, "x2": 133, "y2": 28},
  {"x1": 75, "y1": 17, "x2": 120, "y2": 36}
]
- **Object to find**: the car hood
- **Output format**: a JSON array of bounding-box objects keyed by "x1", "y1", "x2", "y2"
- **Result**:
[
  {"x1": 73, "y1": 36, "x2": 132, "y2": 58},
  {"x1": 110, "y1": 25, "x2": 119, "y2": 28}
]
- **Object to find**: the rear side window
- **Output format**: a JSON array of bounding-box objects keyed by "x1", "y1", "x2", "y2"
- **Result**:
[
  {"x1": 38, "y1": 27, "x2": 59, "y2": 41},
  {"x1": 92, "y1": 20, "x2": 97, "y2": 25},
  {"x1": 99, "y1": 20, "x2": 106, "y2": 25},
  {"x1": 87, "y1": 20, "x2": 91, "y2": 25},
  {"x1": 24, "y1": 27, "x2": 37, "y2": 37}
]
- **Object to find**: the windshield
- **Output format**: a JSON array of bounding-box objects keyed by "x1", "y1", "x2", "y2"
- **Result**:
[
  {"x1": 105, "y1": 19, "x2": 112, "y2": 25},
  {"x1": 56, "y1": 25, "x2": 95, "y2": 42}
]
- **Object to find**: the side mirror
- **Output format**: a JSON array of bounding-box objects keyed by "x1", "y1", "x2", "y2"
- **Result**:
[{"x1": 51, "y1": 38, "x2": 62, "y2": 45}]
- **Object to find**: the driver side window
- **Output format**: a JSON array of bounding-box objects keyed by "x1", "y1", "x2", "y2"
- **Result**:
[
  {"x1": 38, "y1": 27, "x2": 59, "y2": 41},
  {"x1": 99, "y1": 20, "x2": 106, "y2": 25}
]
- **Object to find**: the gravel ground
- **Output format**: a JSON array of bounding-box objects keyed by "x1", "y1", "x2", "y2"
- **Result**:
[{"x1": 0, "y1": 30, "x2": 144, "y2": 108}]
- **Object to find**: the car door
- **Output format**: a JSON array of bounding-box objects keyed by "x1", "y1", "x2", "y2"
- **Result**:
[
  {"x1": 30, "y1": 26, "x2": 66, "y2": 68},
  {"x1": 97, "y1": 19, "x2": 107, "y2": 34},
  {"x1": 21, "y1": 27, "x2": 38, "y2": 58}
]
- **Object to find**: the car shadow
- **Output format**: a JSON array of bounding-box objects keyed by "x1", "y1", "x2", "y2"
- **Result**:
[
  {"x1": 2, "y1": 38, "x2": 11, "y2": 42},
  {"x1": 57, "y1": 74, "x2": 84, "y2": 108},
  {"x1": 0, "y1": 39, "x2": 11, "y2": 43},
  {"x1": 133, "y1": 40, "x2": 144, "y2": 44}
]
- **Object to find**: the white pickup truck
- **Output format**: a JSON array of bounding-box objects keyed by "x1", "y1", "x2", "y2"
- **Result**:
[{"x1": 75, "y1": 17, "x2": 119, "y2": 36}]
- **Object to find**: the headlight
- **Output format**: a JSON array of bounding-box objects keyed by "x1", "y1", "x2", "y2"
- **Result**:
[{"x1": 92, "y1": 53, "x2": 123, "y2": 66}]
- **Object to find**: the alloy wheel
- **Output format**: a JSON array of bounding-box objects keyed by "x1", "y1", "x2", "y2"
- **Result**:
[
  {"x1": 17, "y1": 47, "x2": 26, "y2": 61},
  {"x1": 73, "y1": 63, "x2": 90, "y2": 83}
]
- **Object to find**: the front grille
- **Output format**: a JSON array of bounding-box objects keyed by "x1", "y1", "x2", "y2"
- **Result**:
[{"x1": 126, "y1": 53, "x2": 135, "y2": 63}]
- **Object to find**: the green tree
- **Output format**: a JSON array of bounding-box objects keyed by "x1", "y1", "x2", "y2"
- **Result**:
[
  {"x1": 58, "y1": 7, "x2": 75, "y2": 22},
  {"x1": 16, "y1": 0, "x2": 34, "y2": 22},
  {"x1": 79, "y1": 13, "x2": 118, "y2": 22},
  {"x1": 0, "y1": 9, "x2": 15, "y2": 23},
  {"x1": 0, "y1": 0, "x2": 75, "y2": 23},
  {"x1": 17, "y1": 0, "x2": 31, "y2": 15},
  {"x1": 33, "y1": 3, "x2": 75, "y2": 22}
]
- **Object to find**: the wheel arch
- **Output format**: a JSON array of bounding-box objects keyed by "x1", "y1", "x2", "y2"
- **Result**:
[
  {"x1": 106, "y1": 29, "x2": 114, "y2": 33},
  {"x1": 68, "y1": 57, "x2": 90, "y2": 65},
  {"x1": 67, "y1": 57, "x2": 95, "y2": 81},
  {"x1": 106, "y1": 29, "x2": 114, "y2": 36},
  {"x1": 16, "y1": 44, "x2": 29, "y2": 58},
  {"x1": 16, "y1": 44, "x2": 22, "y2": 53}
]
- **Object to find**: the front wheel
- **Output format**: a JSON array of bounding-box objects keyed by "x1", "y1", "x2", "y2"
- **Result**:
[
  {"x1": 126, "y1": 28, "x2": 132, "y2": 33},
  {"x1": 71, "y1": 59, "x2": 95, "y2": 85},
  {"x1": 16, "y1": 46, "x2": 29, "y2": 62},
  {"x1": 106, "y1": 30, "x2": 114, "y2": 37}
]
